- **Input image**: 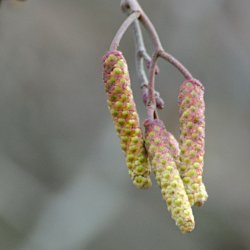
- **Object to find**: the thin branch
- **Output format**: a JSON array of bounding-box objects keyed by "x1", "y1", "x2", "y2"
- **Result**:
[
  {"x1": 146, "y1": 52, "x2": 159, "y2": 119},
  {"x1": 121, "y1": 0, "x2": 193, "y2": 80},
  {"x1": 120, "y1": 0, "x2": 194, "y2": 118},
  {"x1": 122, "y1": 0, "x2": 163, "y2": 51},
  {"x1": 148, "y1": 52, "x2": 158, "y2": 107},
  {"x1": 110, "y1": 11, "x2": 140, "y2": 51},
  {"x1": 132, "y1": 20, "x2": 160, "y2": 73},
  {"x1": 159, "y1": 50, "x2": 193, "y2": 80},
  {"x1": 132, "y1": 20, "x2": 148, "y2": 88},
  {"x1": 142, "y1": 51, "x2": 160, "y2": 74},
  {"x1": 139, "y1": 11, "x2": 163, "y2": 52},
  {"x1": 132, "y1": 20, "x2": 164, "y2": 109},
  {"x1": 121, "y1": 0, "x2": 141, "y2": 13}
]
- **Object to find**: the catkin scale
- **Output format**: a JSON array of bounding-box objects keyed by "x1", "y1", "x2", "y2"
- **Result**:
[
  {"x1": 144, "y1": 118, "x2": 195, "y2": 233},
  {"x1": 178, "y1": 79, "x2": 208, "y2": 206},
  {"x1": 102, "y1": 50, "x2": 152, "y2": 189}
]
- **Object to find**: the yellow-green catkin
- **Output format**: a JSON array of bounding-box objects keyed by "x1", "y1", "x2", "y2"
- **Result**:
[
  {"x1": 102, "y1": 50, "x2": 152, "y2": 189},
  {"x1": 144, "y1": 118, "x2": 195, "y2": 233},
  {"x1": 178, "y1": 79, "x2": 208, "y2": 206}
]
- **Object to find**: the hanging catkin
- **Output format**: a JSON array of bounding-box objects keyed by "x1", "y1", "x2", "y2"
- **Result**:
[
  {"x1": 144, "y1": 118, "x2": 195, "y2": 233},
  {"x1": 178, "y1": 79, "x2": 208, "y2": 206},
  {"x1": 102, "y1": 50, "x2": 152, "y2": 189}
]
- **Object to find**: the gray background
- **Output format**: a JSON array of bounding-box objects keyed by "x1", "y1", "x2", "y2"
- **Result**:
[{"x1": 0, "y1": 0, "x2": 249, "y2": 249}]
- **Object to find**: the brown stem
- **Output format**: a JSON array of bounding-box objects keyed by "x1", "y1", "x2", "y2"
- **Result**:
[
  {"x1": 122, "y1": 0, "x2": 163, "y2": 51},
  {"x1": 139, "y1": 12, "x2": 163, "y2": 52},
  {"x1": 159, "y1": 50, "x2": 193, "y2": 80},
  {"x1": 120, "y1": 0, "x2": 194, "y2": 118},
  {"x1": 110, "y1": 11, "x2": 140, "y2": 51},
  {"x1": 121, "y1": 0, "x2": 193, "y2": 80},
  {"x1": 132, "y1": 20, "x2": 148, "y2": 88},
  {"x1": 147, "y1": 52, "x2": 159, "y2": 119},
  {"x1": 131, "y1": 19, "x2": 164, "y2": 109}
]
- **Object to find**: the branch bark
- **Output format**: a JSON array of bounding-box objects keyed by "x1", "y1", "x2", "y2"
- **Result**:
[{"x1": 110, "y1": 11, "x2": 140, "y2": 51}]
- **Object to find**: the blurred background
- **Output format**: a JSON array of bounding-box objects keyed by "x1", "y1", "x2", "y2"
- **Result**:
[{"x1": 0, "y1": 0, "x2": 249, "y2": 249}]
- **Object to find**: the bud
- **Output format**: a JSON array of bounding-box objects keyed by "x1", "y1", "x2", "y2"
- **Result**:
[
  {"x1": 102, "y1": 50, "x2": 152, "y2": 189},
  {"x1": 144, "y1": 118, "x2": 195, "y2": 233},
  {"x1": 178, "y1": 79, "x2": 208, "y2": 206},
  {"x1": 142, "y1": 88, "x2": 165, "y2": 109}
]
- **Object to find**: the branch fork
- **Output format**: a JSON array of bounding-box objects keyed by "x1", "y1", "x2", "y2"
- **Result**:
[{"x1": 110, "y1": 0, "x2": 193, "y2": 120}]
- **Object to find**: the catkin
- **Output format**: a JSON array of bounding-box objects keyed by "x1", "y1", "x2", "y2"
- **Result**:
[
  {"x1": 178, "y1": 79, "x2": 208, "y2": 206},
  {"x1": 102, "y1": 50, "x2": 152, "y2": 189},
  {"x1": 144, "y1": 118, "x2": 195, "y2": 233}
]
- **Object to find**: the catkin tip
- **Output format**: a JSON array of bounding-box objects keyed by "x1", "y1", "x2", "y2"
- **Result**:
[{"x1": 144, "y1": 118, "x2": 195, "y2": 233}]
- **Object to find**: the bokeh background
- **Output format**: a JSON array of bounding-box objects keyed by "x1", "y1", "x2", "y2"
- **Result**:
[{"x1": 0, "y1": 0, "x2": 249, "y2": 249}]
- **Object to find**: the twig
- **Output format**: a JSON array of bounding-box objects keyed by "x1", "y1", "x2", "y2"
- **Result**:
[
  {"x1": 132, "y1": 20, "x2": 160, "y2": 74},
  {"x1": 122, "y1": 0, "x2": 192, "y2": 78},
  {"x1": 147, "y1": 52, "x2": 159, "y2": 119},
  {"x1": 119, "y1": 0, "x2": 193, "y2": 119},
  {"x1": 110, "y1": 11, "x2": 140, "y2": 51},
  {"x1": 132, "y1": 20, "x2": 148, "y2": 89},
  {"x1": 121, "y1": 0, "x2": 163, "y2": 51},
  {"x1": 159, "y1": 50, "x2": 193, "y2": 80},
  {"x1": 132, "y1": 20, "x2": 164, "y2": 109}
]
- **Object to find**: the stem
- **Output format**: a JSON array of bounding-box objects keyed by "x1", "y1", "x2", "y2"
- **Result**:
[
  {"x1": 120, "y1": 0, "x2": 194, "y2": 118},
  {"x1": 147, "y1": 52, "x2": 159, "y2": 119},
  {"x1": 110, "y1": 11, "x2": 140, "y2": 51},
  {"x1": 132, "y1": 19, "x2": 148, "y2": 88},
  {"x1": 132, "y1": 20, "x2": 160, "y2": 75},
  {"x1": 121, "y1": 0, "x2": 163, "y2": 51},
  {"x1": 159, "y1": 50, "x2": 193, "y2": 80},
  {"x1": 121, "y1": 0, "x2": 193, "y2": 80},
  {"x1": 139, "y1": 11, "x2": 163, "y2": 51},
  {"x1": 131, "y1": 18, "x2": 164, "y2": 108}
]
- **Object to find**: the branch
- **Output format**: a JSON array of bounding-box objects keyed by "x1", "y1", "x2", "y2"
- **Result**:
[
  {"x1": 122, "y1": 0, "x2": 192, "y2": 78},
  {"x1": 110, "y1": 11, "x2": 140, "y2": 51},
  {"x1": 159, "y1": 50, "x2": 193, "y2": 80},
  {"x1": 121, "y1": 0, "x2": 163, "y2": 51},
  {"x1": 132, "y1": 20, "x2": 164, "y2": 109},
  {"x1": 147, "y1": 52, "x2": 159, "y2": 119},
  {"x1": 132, "y1": 20, "x2": 148, "y2": 88},
  {"x1": 120, "y1": 0, "x2": 194, "y2": 119},
  {"x1": 118, "y1": 0, "x2": 193, "y2": 118}
]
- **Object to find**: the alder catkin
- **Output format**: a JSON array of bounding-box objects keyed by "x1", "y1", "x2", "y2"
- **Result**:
[
  {"x1": 144, "y1": 118, "x2": 195, "y2": 233},
  {"x1": 178, "y1": 79, "x2": 208, "y2": 206},
  {"x1": 102, "y1": 50, "x2": 152, "y2": 189}
]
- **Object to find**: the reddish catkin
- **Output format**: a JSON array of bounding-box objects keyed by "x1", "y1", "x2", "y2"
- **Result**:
[
  {"x1": 102, "y1": 50, "x2": 152, "y2": 189},
  {"x1": 178, "y1": 79, "x2": 208, "y2": 206},
  {"x1": 144, "y1": 118, "x2": 195, "y2": 233}
]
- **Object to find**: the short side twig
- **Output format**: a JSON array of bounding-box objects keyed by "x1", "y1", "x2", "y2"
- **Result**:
[
  {"x1": 132, "y1": 20, "x2": 164, "y2": 109},
  {"x1": 147, "y1": 51, "x2": 159, "y2": 119}
]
